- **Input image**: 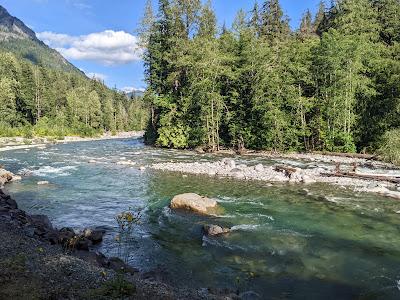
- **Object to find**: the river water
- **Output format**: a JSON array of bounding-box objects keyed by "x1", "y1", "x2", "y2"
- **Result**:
[{"x1": 2, "y1": 138, "x2": 400, "y2": 299}]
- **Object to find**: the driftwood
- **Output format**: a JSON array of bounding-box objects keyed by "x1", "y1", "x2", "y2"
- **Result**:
[
  {"x1": 274, "y1": 165, "x2": 297, "y2": 177},
  {"x1": 322, "y1": 171, "x2": 400, "y2": 184},
  {"x1": 313, "y1": 151, "x2": 380, "y2": 161}
]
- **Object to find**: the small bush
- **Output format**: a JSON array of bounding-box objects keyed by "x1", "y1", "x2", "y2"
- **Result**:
[
  {"x1": 377, "y1": 129, "x2": 400, "y2": 165},
  {"x1": 22, "y1": 126, "x2": 34, "y2": 139},
  {"x1": 86, "y1": 275, "x2": 136, "y2": 299}
]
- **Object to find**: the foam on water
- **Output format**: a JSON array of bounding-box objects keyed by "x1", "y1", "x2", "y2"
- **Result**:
[
  {"x1": 31, "y1": 165, "x2": 78, "y2": 177},
  {"x1": 230, "y1": 224, "x2": 261, "y2": 231}
]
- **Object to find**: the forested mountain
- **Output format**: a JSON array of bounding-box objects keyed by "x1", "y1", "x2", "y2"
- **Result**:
[
  {"x1": 0, "y1": 5, "x2": 81, "y2": 74},
  {"x1": 140, "y1": 0, "x2": 400, "y2": 160},
  {"x1": 0, "y1": 5, "x2": 148, "y2": 137}
]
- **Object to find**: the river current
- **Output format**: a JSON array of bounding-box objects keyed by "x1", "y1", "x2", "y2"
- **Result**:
[{"x1": 2, "y1": 138, "x2": 400, "y2": 299}]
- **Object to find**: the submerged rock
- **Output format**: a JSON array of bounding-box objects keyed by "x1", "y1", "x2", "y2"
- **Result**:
[
  {"x1": 170, "y1": 193, "x2": 218, "y2": 214},
  {"x1": 116, "y1": 160, "x2": 136, "y2": 166},
  {"x1": 203, "y1": 225, "x2": 230, "y2": 236},
  {"x1": 239, "y1": 291, "x2": 262, "y2": 300}
]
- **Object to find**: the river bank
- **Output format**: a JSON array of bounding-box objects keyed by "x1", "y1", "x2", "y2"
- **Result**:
[
  {"x1": 0, "y1": 131, "x2": 144, "y2": 152},
  {"x1": 150, "y1": 153, "x2": 400, "y2": 200},
  {"x1": 0, "y1": 169, "x2": 234, "y2": 300}
]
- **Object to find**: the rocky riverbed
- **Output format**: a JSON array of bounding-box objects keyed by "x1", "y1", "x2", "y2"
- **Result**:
[
  {"x1": 151, "y1": 156, "x2": 400, "y2": 199},
  {"x1": 0, "y1": 131, "x2": 144, "y2": 152},
  {"x1": 0, "y1": 169, "x2": 237, "y2": 300}
]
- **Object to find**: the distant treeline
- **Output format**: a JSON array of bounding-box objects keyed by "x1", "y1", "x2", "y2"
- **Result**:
[
  {"x1": 0, "y1": 51, "x2": 149, "y2": 138},
  {"x1": 141, "y1": 0, "x2": 399, "y2": 157}
]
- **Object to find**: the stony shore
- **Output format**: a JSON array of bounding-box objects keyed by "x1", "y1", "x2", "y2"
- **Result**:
[
  {"x1": 0, "y1": 131, "x2": 144, "y2": 152},
  {"x1": 0, "y1": 169, "x2": 236, "y2": 300},
  {"x1": 151, "y1": 156, "x2": 400, "y2": 199}
]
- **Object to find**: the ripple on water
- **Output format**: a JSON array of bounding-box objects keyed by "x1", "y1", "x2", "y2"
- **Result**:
[{"x1": 31, "y1": 165, "x2": 78, "y2": 177}]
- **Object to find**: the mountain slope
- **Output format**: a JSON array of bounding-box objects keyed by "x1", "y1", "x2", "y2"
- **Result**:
[{"x1": 0, "y1": 5, "x2": 82, "y2": 74}]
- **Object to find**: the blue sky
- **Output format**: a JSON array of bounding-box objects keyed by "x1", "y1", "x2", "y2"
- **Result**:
[{"x1": 0, "y1": 0, "x2": 321, "y2": 92}]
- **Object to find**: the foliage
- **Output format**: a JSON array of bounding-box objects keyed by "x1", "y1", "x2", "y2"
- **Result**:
[
  {"x1": 0, "y1": 50, "x2": 149, "y2": 138},
  {"x1": 86, "y1": 274, "x2": 136, "y2": 299},
  {"x1": 377, "y1": 129, "x2": 400, "y2": 165},
  {"x1": 140, "y1": 0, "x2": 400, "y2": 154},
  {"x1": 115, "y1": 208, "x2": 142, "y2": 264}
]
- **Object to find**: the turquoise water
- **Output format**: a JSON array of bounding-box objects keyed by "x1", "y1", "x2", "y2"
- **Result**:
[{"x1": 2, "y1": 138, "x2": 400, "y2": 299}]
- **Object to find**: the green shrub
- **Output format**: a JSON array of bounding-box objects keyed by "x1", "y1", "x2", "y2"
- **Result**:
[
  {"x1": 22, "y1": 126, "x2": 33, "y2": 139},
  {"x1": 156, "y1": 124, "x2": 189, "y2": 149},
  {"x1": 377, "y1": 129, "x2": 400, "y2": 165},
  {"x1": 0, "y1": 122, "x2": 19, "y2": 137}
]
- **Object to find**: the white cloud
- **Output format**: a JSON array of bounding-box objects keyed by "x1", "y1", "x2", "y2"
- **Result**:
[
  {"x1": 122, "y1": 87, "x2": 145, "y2": 94},
  {"x1": 37, "y1": 30, "x2": 143, "y2": 65},
  {"x1": 86, "y1": 72, "x2": 107, "y2": 81},
  {"x1": 37, "y1": 31, "x2": 76, "y2": 47}
]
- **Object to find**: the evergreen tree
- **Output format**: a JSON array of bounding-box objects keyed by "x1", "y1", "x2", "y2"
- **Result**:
[
  {"x1": 260, "y1": 0, "x2": 290, "y2": 41},
  {"x1": 0, "y1": 77, "x2": 18, "y2": 126},
  {"x1": 299, "y1": 10, "x2": 314, "y2": 38}
]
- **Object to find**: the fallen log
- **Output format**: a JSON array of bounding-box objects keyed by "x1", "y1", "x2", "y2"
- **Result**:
[
  {"x1": 313, "y1": 151, "x2": 380, "y2": 161},
  {"x1": 274, "y1": 165, "x2": 297, "y2": 177},
  {"x1": 321, "y1": 171, "x2": 400, "y2": 184}
]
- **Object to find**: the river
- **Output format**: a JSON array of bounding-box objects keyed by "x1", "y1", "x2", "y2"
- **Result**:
[{"x1": 1, "y1": 137, "x2": 400, "y2": 299}]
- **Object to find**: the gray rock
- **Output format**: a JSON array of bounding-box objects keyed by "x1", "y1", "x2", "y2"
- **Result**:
[
  {"x1": 58, "y1": 227, "x2": 76, "y2": 245},
  {"x1": 302, "y1": 175, "x2": 316, "y2": 184},
  {"x1": 83, "y1": 227, "x2": 105, "y2": 245},
  {"x1": 203, "y1": 225, "x2": 230, "y2": 236},
  {"x1": 222, "y1": 158, "x2": 236, "y2": 169},
  {"x1": 76, "y1": 237, "x2": 92, "y2": 251},
  {"x1": 289, "y1": 172, "x2": 303, "y2": 183},
  {"x1": 23, "y1": 225, "x2": 35, "y2": 238},
  {"x1": 254, "y1": 164, "x2": 264, "y2": 172},
  {"x1": 31, "y1": 214, "x2": 53, "y2": 230},
  {"x1": 107, "y1": 257, "x2": 139, "y2": 274}
]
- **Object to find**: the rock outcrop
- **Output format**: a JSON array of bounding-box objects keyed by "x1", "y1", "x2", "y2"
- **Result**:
[
  {"x1": 170, "y1": 193, "x2": 218, "y2": 214},
  {"x1": 0, "y1": 168, "x2": 19, "y2": 187}
]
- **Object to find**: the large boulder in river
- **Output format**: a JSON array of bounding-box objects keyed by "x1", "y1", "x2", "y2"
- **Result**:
[{"x1": 170, "y1": 193, "x2": 218, "y2": 214}]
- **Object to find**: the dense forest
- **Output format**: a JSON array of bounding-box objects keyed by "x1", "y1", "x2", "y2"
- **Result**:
[
  {"x1": 0, "y1": 50, "x2": 149, "y2": 138},
  {"x1": 141, "y1": 0, "x2": 400, "y2": 159}
]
